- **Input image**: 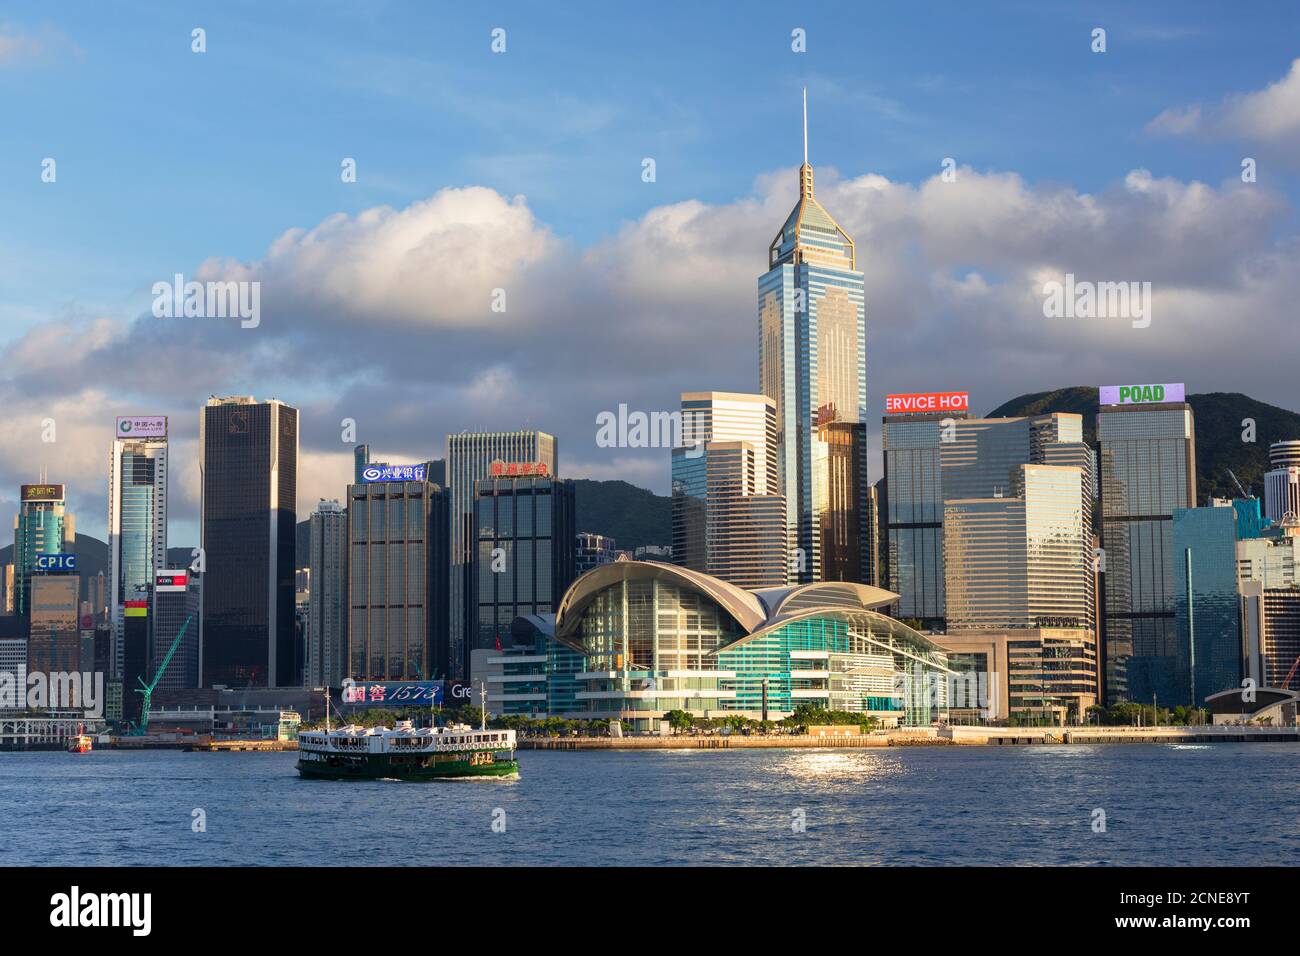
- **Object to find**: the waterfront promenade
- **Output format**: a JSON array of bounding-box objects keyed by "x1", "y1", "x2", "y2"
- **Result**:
[{"x1": 520, "y1": 725, "x2": 1300, "y2": 749}]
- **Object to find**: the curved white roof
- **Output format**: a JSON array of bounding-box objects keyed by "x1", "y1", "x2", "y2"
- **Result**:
[{"x1": 554, "y1": 561, "x2": 928, "y2": 651}]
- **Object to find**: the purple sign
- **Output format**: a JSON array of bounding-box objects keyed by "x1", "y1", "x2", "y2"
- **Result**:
[{"x1": 1099, "y1": 383, "x2": 1184, "y2": 406}]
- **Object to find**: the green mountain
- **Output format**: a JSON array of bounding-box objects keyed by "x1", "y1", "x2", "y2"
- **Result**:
[
  {"x1": 291, "y1": 477, "x2": 672, "y2": 565},
  {"x1": 571, "y1": 478, "x2": 671, "y2": 552},
  {"x1": 987, "y1": 386, "x2": 1300, "y2": 503}
]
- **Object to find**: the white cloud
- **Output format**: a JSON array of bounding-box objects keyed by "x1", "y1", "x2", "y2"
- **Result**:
[
  {"x1": 3, "y1": 157, "x2": 1298, "y2": 544},
  {"x1": 1148, "y1": 58, "x2": 1300, "y2": 151}
]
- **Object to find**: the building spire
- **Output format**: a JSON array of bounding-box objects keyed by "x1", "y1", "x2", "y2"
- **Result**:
[
  {"x1": 803, "y1": 86, "x2": 808, "y2": 165},
  {"x1": 799, "y1": 88, "x2": 814, "y2": 199}
]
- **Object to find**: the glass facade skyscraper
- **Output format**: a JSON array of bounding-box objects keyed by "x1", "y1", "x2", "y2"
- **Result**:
[
  {"x1": 758, "y1": 98, "x2": 867, "y2": 584},
  {"x1": 447, "y1": 430, "x2": 555, "y2": 678},
  {"x1": 945, "y1": 464, "x2": 1093, "y2": 631},
  {"x1": 882, "y1": 411, "x2": 1094, "y2": 630},
  {"x1": 881, "y1": 412, "x2": 963, "y2": 626},
  {"x1": 13, "y1": 483, "x2": 75, "y2": 620},
  {"x1": 109, "y1": 435, "x2": 168, "y2": 677},
  {"x1": 471, "y1": 475, "x2": 576, "y2": 655},
  {"x1": 199, "y1": 396, "x2": 298, "y2": 688},
  {"x1": 672, "y1": 392, "x2": 786, "y2": 588},
  {"x1": 1172, "y1": 504, "x2": 1241, "y2": 707},
  {"x1": 1097, "y1": 401, "x2": 1196, "y2": 704}
]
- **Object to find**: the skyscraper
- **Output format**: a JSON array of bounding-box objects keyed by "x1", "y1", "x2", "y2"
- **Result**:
[
  {"x1": 108, "y1": 417, "x2": 168, "y2": 678},
  {"x1": 1097, "y1": 387, "x2": 1196, "y2": 704},
  {"x1": 13, "y1": 482, "x2": 75, "y2": 619},
  {"x1": 447, "y1": 431, "x2": 555, "y2": 678},
  {"x1": 881, "y1": 393, "x2": 975, "y2": 626},
  {"x1": 758, "y1": 92, "x2": 867, "y2": 584},
  {"x1": 152, "y1": 569, "x2": 200, "y2": 693},
  {"x1": 347, "y1": 471, "x2": 448, "y2": 680},
  {"x1": 307, "y1": 499, "x2": 347, "y2": 687},
  {"x1": 1172, "y1": 503, "x2": 1241, "y2": 707},
  {"x1": 1263, "y1": 440, "x2": 1300, "y2": 525},
  {"x1": 672, "y1": 392, "x2": 786, "y2": 588},
  {"x1": 881, "y1": 405, "x2": 1094, "y2": 631},
  {"x1": 471, "y1": 474, "x2": 576, "y2": 654},
  {"x1": 199, "y1": 396, "x2": 298, "y2": 688},
  {"x1": 944, "y1": 464, "x2": 1093, "y2": 631}
]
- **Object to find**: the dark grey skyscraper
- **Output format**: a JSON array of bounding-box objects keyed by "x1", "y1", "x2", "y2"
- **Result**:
[
  {"x1": 199, "y1": 396, "x2": 298, "y2": 688},
  {"x1": 447, "y1": 431, "x2": 555, "y2": 678},
  {"x1": 470, "y1": 474, "x2": 576, "y2": 654},
  {"x1": 347, "y1": 473, "x2": 449, "y2": 680},
  {"x1": 1097, "y1": 392, "x2": 1196, "y2": 704}
]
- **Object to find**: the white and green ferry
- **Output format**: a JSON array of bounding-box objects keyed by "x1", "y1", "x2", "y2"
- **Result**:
[{"x1": 297, "y1": 719, "x2": 519, "y2": 781}]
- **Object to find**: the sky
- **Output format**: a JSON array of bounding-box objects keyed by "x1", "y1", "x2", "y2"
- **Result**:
[{"x1": 3, "y1": 0, "x2": 1300, "y2": 545}]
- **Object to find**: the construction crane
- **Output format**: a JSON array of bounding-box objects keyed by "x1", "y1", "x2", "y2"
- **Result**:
[
  {"x1": 131, "y1": 614, "x2": 194, "y2": 735},
  {"x1": 1283, "y1": 654, "x2": 1300, "y2": 690},
  {"x1": 1226, "y1": 468, "x2": 1252, "y2": 499}
]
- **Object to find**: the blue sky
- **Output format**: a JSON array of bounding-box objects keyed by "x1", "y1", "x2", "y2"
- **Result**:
[
  {"x1": 7, "y1": 0, "x2": 1298, "y2": 328},
  {"x1": 3, "y1": 1, "x2": 1300, "y2": 541}
]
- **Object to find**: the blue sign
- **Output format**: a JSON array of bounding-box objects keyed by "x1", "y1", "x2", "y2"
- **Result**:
[
  {"x1": 340, "y1": 680, "x2": 443, "y2": 707},
  {"x1": 34, "y1": 553, "x2": 76, "y2": 572},
  {"x1": 361, "y1": 464, "x2": 426, "y2": 483}
]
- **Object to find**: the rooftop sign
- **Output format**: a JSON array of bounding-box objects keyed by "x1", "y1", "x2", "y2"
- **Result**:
[
  {"x1": 1099, "y1": 383, "x2": 1185, "y2": 406},
  {"x1": 885, "y1": 392, "x2": 969, "y2": 415}
]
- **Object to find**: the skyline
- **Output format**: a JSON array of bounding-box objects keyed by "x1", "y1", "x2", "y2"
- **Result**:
[{"x1": 5, "y1": 2, "x2": 1300, "y2": 546}]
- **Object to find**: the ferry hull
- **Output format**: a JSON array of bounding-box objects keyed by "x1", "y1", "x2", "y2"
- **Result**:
[{"x1": 296, "y1": 752, "x2": 518, "y2": 781}]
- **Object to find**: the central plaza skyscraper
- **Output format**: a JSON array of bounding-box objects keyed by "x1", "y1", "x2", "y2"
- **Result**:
[
  {"x1": 758, "y1": 92, "x2": 867, "y2": 583},
  {"x1": 199, "y1": 396, "x2": 298, "y2": 688}
]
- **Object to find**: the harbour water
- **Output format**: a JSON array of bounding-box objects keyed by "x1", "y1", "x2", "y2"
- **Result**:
[{"x1": 4, "y1": 743, "x2": 1297, "y2": 866}]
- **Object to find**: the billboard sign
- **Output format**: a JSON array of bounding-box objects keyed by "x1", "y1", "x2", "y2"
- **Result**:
[
  {"x1": 885, "y1": 392, "x2": 970, "y2": 415},
  {"x1": 339, "y1": 680, "x2": 443, "y2": 707},
  {"x1": 489, "y1": 460, "x2": 550, "y2": 477},
  {"x1": 116, "y1": 415, "x2": 168, "y2": 438},
  {"x1": 155, "y1": 570, "x2": 188, "y2": 593},
  {"x1": 34, "y1": 553, "x2": 76, "y2": 572},
  {"x1": 361, "y1": 464, "x2": 426, "y2": 483},
  {"x1": 445, "y1": 679, "x2": 475, "y2": 704},
  {"x1": 20, "y1": 484, "x2": 63, "y2": 502},
  {"x1": 1099, "y1": 383, "x2": 1185, "y2": 406}
]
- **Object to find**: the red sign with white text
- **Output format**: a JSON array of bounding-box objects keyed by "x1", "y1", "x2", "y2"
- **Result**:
[
  {"x1": 489, "y1": 460, "x2": 550, "y2": 478},
  {"x1": 885, "y1": 392, "x2": 969, "y2": 415}
]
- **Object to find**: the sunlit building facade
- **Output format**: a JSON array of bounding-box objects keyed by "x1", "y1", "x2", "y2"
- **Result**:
[
  {"x1": 945, "y1": 464, "x2": 1093, "y2": 632},
  {"x1": 447, "y1": 430, "x2": 555, "y2": 679},
  {"x1": 346, "y1": 476, "x2": 449, "y2": 681},
  {"x1": 13, "y1": 483, "x2": 75, "y2": 620},
  {"x1": 109, "y1": 435, "x2": 168, "y2": 677},
  {"x1": 672, "y1": 392, "x2": 785, "y2": 588},
  {"x1": 1264, "y1": 441, "x2": 1300, "y2": 525},
  {"x1": 548, "y1": 561, "x2": 951, "y2": 730},
  {"x1": 758, "y1": 98, "x2": 867, "y2": 584},
  {"x1": 882, "y1": 411, "x2": 1094, "y2": 631}
]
